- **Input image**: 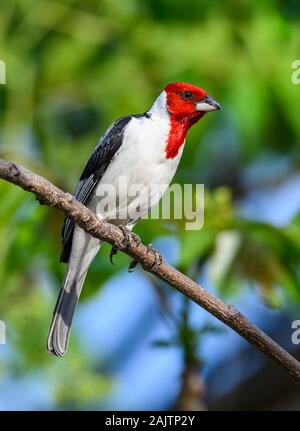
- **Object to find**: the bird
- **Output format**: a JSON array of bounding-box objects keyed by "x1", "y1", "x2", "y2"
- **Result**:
[{"x1": 47, "y1": 82, "x2": 221, "y2": 356}]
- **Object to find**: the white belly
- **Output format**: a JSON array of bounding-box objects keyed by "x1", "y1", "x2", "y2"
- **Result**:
[{"x1": 89, "y1": 112, "x2": 184, "y2": 225}]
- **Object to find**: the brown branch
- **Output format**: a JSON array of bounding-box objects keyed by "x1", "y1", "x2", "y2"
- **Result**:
[{"x1": 0, "y1": 158, "x2": 300, "y2": 383}]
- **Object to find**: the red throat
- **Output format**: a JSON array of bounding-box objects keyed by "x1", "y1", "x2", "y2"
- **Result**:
[
  {"x1": 164, "y1": 82, "x2": 207, "y2": 159},
  {"x1": 165, "y1": 113, "x2": 205, "y2": 159},
  {"x1": 165, "y1": 117, "x2": 187, "y2": 159}
]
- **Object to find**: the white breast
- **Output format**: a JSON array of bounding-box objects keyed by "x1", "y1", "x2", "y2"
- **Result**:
[{"x1": 90, "y1": 92, "x2": 185, "y2": 224}]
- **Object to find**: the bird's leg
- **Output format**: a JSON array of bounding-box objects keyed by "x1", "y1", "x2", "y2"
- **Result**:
[
  {"x1": 110, "y1": 227, "x2": 160, "y2": 273},
  {"x1": 119, "y1": 225, "x2": 133, "y2": 251},
  {"x1": 109, "y1": 227, "x2": 130, "y2": 264},
  {"x1": 119, "y1": 226, "x2": 141, "y2": 250},
  {"x1": 131, "y1": 232, "x2": 141, "y2": 246},
  {"x1": 147, "y1": 243, "x2": 163, "y2": 270},
  {"x1": 110, "y1": 226, "x2": 141, "y2": 267},
  {"x1": 122, "y1": 229, "x2": 141, "y2": 273}
]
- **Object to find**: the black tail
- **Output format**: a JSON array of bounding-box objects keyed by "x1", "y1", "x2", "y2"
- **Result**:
[
  {"x1": 47, "y1": 226, "x2": 101, "y2": 356},
  {"x1": 47, "y1": 273, "x2": 85, "y2": 356}
]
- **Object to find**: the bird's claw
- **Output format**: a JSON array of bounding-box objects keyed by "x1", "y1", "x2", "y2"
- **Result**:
[
  {"x1": 36, "y1": 196, "x2": 46, "y2": 205},
  {"x1": 119, "y1": 226, "x2": 141, "y2": 250},
  {"x1": 147, "y1": 243, "x2": 163, "y2": 270},
  {"x1": 128, "y1": 243, "x2": 164, "y2": 273},
  {"x1": 131, "y1": 232, "x2": 141, "y2": 246},
  {"x1": 110, "y1": 227, "x2": 141, "y2": 265},
  {"x1": 128, "y1": 259, "x2": 138, "y2": 273},
  {"x1": 119, "y1": 226, "x2": 133, "y2": 251},
  {"x1": 109, "y1": 246, "x2": 118, "y2": 265}
]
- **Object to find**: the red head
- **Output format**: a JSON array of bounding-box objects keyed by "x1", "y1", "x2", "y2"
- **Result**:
[
  {"x1": 164, "y1": 82, "x2": 220, "y2": 124},
  {"x1": 163, "y1": 82, "x2": 221, "y2": 159}
]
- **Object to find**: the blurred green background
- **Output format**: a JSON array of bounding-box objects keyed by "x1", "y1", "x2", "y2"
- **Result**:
[{"x1": 1, "y1": 0, "x2": 300, "y2": 410}]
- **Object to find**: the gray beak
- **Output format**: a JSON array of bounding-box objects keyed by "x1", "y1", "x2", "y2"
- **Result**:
[{"x1": 196, "y1": 95, "x2": 221, "y2": 112}]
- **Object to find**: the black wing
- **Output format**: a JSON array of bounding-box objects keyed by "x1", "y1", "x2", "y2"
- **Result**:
[{"x1": 60, "y1": 115, "x2": 132, "y2": 263}]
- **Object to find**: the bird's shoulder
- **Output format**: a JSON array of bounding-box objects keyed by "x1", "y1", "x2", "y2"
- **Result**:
[{"x1": 79, "y1": 112, "x2": 151, "y2": 181}]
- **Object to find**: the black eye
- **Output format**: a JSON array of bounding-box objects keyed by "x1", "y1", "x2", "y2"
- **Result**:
[{"x1": 181, "y1": 91, "x2": 193, "y2": 100}]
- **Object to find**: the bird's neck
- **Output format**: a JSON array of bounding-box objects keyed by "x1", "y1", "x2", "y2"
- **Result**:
[
  {"x1": 163, "y1": 116, "x2": 188, "y2": 159},
  {"x1": 165, "y1": 111, "x2": 204, "y2": 159},
  {"x1": 148, "y1": 91, "x2": 203, "y2": 160}
]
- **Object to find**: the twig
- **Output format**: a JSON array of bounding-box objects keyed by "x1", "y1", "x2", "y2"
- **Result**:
[{"x1": 0, "y1": 158, "x2": 300, "y2": 383}]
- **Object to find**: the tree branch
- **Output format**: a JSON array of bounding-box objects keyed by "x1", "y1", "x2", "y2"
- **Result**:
[{"x1": 0, "y1": 158, "x2": 300, "y2": 383}]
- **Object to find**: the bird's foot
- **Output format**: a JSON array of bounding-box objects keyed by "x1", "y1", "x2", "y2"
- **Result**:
[
  {"x1": 124, "y1": 229, "x2": 141, "y2": 272},
  {"x1": 147, "y1": 243, "x2": 164, "y2": 270},
  {"x1": 119, "y1": 226, "x2": 140, "y2": 251},
  {"x1": 110, "y1": 227, "x2": 141, "y2": 266},
  {"x1": 131, "y1": 232, "x2": 141, "y2": 247},
  {"x1": 127, "y1": 243, "x2": 163, "y2": 273}
]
